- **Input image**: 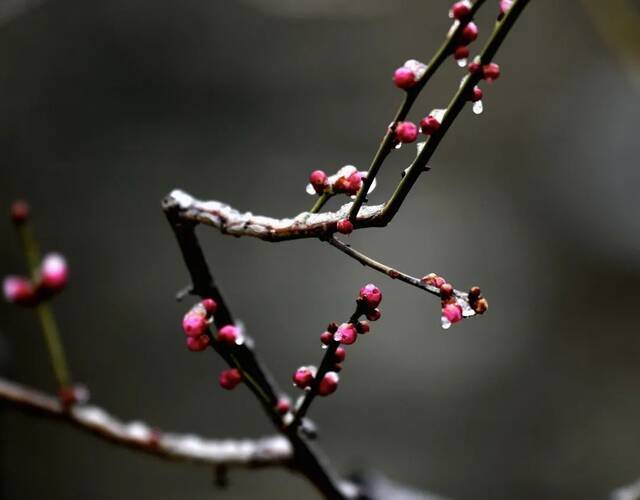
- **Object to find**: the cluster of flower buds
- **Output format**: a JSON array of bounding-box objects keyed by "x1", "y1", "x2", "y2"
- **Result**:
[
  {"x1": 180, "y1": 299, "x2": 246, "y2": 390},
  {"x1": 467, "y1": 58, "x2": 501, "y2": 84},
  {"x1": 292, "y1": 284, "x2": 383, "y2": 398},
  {"x1": 3, "y1": 253, "x2": 69, "y2": 307},
  {"x1": 448, "y1": 1, "x2": 479, "y2": 66},
  {"x1": 422, "y1": 273, "x2": 488, "y2": 329},
  {"x1": 306, "y1": 165, "x2": 376, "y2": 199},
  {"x1": 2, "y1": 202, "x2": 69, "y2": 307}
]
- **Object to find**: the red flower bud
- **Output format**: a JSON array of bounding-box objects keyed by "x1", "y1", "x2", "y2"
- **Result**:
[
  {"x1": 482, "y1": 62, "x2": 501, "y2": 83},
  {"x1": 318, "y1": 372, "x2": 339, "y2": 396},
  {"x1": 461, "y1": 22, "x2": 479, "y2": 43},
  {"x1": 293, "y1": 366, "x2": 315, "y2": 389},
  {"x1": 3, "y1": 276, "x2": 36, "y2": 306},
  {"x1": 451, "y1": 1, "x2": 471, "y2": 19},
  {"x1": 419, "y1": 115, "x2": 441, "y2": 135},
  {"x1": 217, "y1": 324, "x2": 239, "y2": 345},
  {"x1": 356, "y1": 321, "x2": 370, "y2": 334},
  {"x1": 39, "y1": 253, "x2": 68, "y2": 292},
  {"x1": 320, "y1": 331, "x2": 333, "y2": 345},
  {"x1": 182, "y1": 312, "x2": 208, "y2": 337},
  {"x1": 453, "y1": 46, "x2": 469, "y2": 61},
  {"x1": 395, "y1": 121, "x2": 418, "y2": 143},
  {"x1": 359, "y1": 283, "x2": 382, "y2": 309},
  {"x1": 10, "y1": 200, "x2": 30, "y2": 225},
  {"x1": 201, "y1": 298, "x2": 218, "y2": 315},
  {"x1": 186, "y1": 334, "x2": 210, "y2": 352},
  {"x1": 366, "y1": 308, "x2": 382, "y2": 322},
  {"x1": 337, "y1": 219, "x2": 354, "y2": 234},
  {"x1": 219, "y1": 368, "x2": 242, "y2": 390},
  {"x1": 393, "y1": 67, "x2": 416, "y2": 89},
  {"x1": 334, "y1": 347, "x2": 347, "y2": 363},
  {"x1": 309, "y1": 170, "x2": 328, "y2": 194},
  {"x1": 334, "y1": 323, "x2": 358, "y2": 345}
]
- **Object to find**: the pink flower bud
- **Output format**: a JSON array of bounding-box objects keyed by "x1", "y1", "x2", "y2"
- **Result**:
[
  {"x1": 420, "y1": 115, "x2": 441, "y2": 135},
  {"x1": 293, "y1": 366, "x2": 315, "y2": 389},
  {"x1": 461, "y1": 22, "x2": 479, "y2": 43},
  {"x1": 201, "y1": 298, "x2": 218, "y2": 315},
  {"x1": 334, "y1": 347, "x2": 346, "y2": 363},
  {"x1": 468, "y1": 61, "x2": 481, "y2": 74},
  {"x1": 440, "y1": 283, "x2": 454, "y2": 299},
  {"x1": 393, "y1": 67, "x2": 416, "y2": 89},
  {"x1": 421, "y1": 273, "x2": 447, "y2": 288},
  {"x1": 498, "y1": 0, "x2": 513, "y2": 19},
  {"x1": 451, "y1": 1, "x2": 471, "y2": 19},
  {"x1": 186, "y1": 334, "x2": 210, "y2": 352},
  {"x1": 442, "y1": 303, "x2": 463, "y2": 324},
  {"x1": 337, "y1": 219, "x2": 354, "y2": 234},
  {"x1": 454, "y1": 45, "x2": 469, "y2": 61},
  {"x1": 217, "y1": 324, "x2": 239, "y2": 345},
  {"x1": 10, "y1": 200, "x2": 30, "y2": 225},
  {"x1": 395, "y1": 121, "x2": 418, "y2": 143},
  {"x1": 356, "y1": 321, "x2": 370, "y2": 334},
  {"x1": 346, "y1": 171, "x2": 364, "y2": 196},
  {"x1": 39, "y1": 253, "x2": 68, "y2": 292},
  {"x1": 276, "y1": 398, "x2": 291, "y2": 415},
  {"x1": 366, "y1": 308, "x2": 382, "y2": 322},
  {"x1": 219, "y1": 368, "x2": 242, "y2": 390},
  {"x1": 320, "y1": 331, "x2": 333, "y2": 345},
  {"x1": 334, "y1": 323, "x2": 358, "y2": 345},
  {"x1": 309, "y1": 170, "x2": 328, "y2": 194},
  {"x1": 3, "y1": 276, "x2": 36, "y2": 306},
  {"x1": 482, "y1": 62, "x2": 500, "y2": 83},
  {"x1": 182, "y1": 312, "x2": 208, "y2": 337},
  {"x1": 470, "y1": 86, "x2": 483, "y2": 102},
  {"x1": 359, "y1": 283, "x2": 382, "y2": 309},
  {"x1": 318, "y1": 372, "x2": 339, "y2": 396}
]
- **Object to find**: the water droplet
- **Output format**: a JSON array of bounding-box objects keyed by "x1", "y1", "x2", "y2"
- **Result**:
[
  {"x1": 441, "y1": 316, "x2": 452, "y2": 330},
  {"x1": 473, "y1": 100, "x2": 484, "y2": 115},
  {"x1": 448, "y1": 10, "x2": 453, "y2": 18},
  {"x1": 305, "y1": 184, "x2": 316, "y2": 195},
  {"x1": 457, "y1": 58, "x2": 467, "y2": 68},
  {"x1": 321, "y1": 344, "x2": 328, "y2": 350},
  {"x1": 395, "y1": 143, "x2": 402, "y2": 150}
]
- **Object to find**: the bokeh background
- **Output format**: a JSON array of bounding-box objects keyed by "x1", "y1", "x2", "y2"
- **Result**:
[{"x1": 1, "y1": 0, "x2": 639, "y2": 498}]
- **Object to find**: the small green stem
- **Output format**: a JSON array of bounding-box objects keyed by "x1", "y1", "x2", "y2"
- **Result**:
[
  {"x1": 16, "y1": 221, "x2": 72, "y2": 389},
  {"x1": 309, "y1": 192, "x2": 332, "y2": 214}
]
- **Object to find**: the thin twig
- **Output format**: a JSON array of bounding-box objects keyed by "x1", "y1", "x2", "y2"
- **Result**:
[{"x1": 0, "y1": 377, "x2": 292, "y2": 468}]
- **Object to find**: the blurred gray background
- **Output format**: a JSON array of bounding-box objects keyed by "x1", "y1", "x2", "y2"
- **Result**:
[{"x1": 1, "y1": 0, "x2": 639, "y2": 498}]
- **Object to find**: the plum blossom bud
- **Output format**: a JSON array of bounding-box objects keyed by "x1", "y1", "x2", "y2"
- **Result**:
[
  {"x1": 182, "y1": 312, "x2": 208, "y2": 337},
  {"x1": 346, "y1": 171, "x2": 364, "y2": 196},
  {"x1": 393, "y1": 67, "x2": 416, "y2": 89},
  {"x1": 420, "y1": 115, "x2": 441, "y2": 135},
  {"x1": 395, "y1": 121, "x2": 418, "y2": 143},
  {"x1": 276, "y1": 398, "x2": 291, "y2": 415},
  {"x1": 217, "y1": 324, "x2": 239, "y2": 345},
  {"x1": 186, "y1": 334, "x2": 210, "y2": 352},
  {"x1": 293, "y1": 366, "x2": 315, "y2": 389},
  {"x1": 439, "y1": 283, "x2": 454, "y2": 299},
  {"x1": 453, "y1": 46, "x2": 469, "y2": 61},
  {"x1": 451, "y1": 1, "x2": 471, "y2": 19},
  {"x1": 334, "y1": 323, "x2": 357, "y2": 345},
  {"x1": 219, "y1": 368, "x2": 242, "y2": 390},
  {"x1": 470, "y1": 86, "x2": 483, "y2": 102},
  {"x1": 356, "y1": 321, "x2": 370, "y2": 334},
  {"x1": 39, "y1": 253, "x2": 68, "y2": 292},
  {"x1": 366, "y1": 308, "x2": 382, "y2": 322},
  {"x1": 498, "y1": 0, "x2": 513, "y2": 19},
  {"x1": 468, "y1": 61, "x2": 481, "y2": 74},
  {"x1": 320, "y1": 331, "x2": 333, "y2": 345},
  {"x1": 318, "y1": 372, "x2": 339, "y2": 396},
  {"x1": 461, "y1": 22, "x2": 479, "y2": 43},
  {"x1": 3, "y1": 276, "x2": 36, "y2": 306},
  {"x1": 473, "y1": 297, "x2": 488, "y2": 314},
  {"x1": 334, "y1": 347, "x2": 346, "y2": 363},
  {"x1": 201, "y1": 298, "x2": 218, "y2": 315},
  {"x1": 359, "y1": 284, "x2": 382, "y2": 309},
  {"x1": 422, "y1": 273, "x2": 446, "y2": 288},
  {"x1": 10, "y1": 200, "x2": 30, "y2": 225},
  {"x1": 482, "y1": 62, "x2": 501, "y2": 83},
  {"x1": 327, "y1": 322, "x2": 338, "y2": 333},
  {"x1": 309, "y1": 170, "x2": 328, "y2": 194},
  {"x1": 442, "y1": 303, "x2": 463, "y2": 324},
  {"x1": 336, "y1": 219, "x2": 354, "y2": 234}
]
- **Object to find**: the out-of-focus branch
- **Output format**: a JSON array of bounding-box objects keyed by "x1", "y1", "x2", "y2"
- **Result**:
[
  {"x1": 612, "y1": 478, "x2": 640, "y2": 500},
  {"x1": 0, "y1": 377, "x2": 292, "y2": 468}
]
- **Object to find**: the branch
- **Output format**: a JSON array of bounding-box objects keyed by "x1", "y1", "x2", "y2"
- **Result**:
[
  {"x1": 326, "y1": 237, "x2": 483, "y2": 319},
  {"x1": 163, "y1": 197, "x2": 357, "y2": 499},
  {"x1": 348, "y1": 0, "x2": 488, "y2": 221},
  {"x1": 166, "y1": 189, "x2": 385, "y2": 242},
  {"x1": 0, "y1": 377, "x2": 291, "y2": 468}
]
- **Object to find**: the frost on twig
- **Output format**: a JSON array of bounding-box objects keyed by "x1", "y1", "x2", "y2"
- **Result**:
[
  {"x1": 0, "y1": 377, "x2": 292, "y2": 468},
  {"x1": 165, "y1": 189, "x2": 385, "y2": 241}
]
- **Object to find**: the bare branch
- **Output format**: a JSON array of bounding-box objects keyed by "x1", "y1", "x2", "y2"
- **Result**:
[{"x1": 0, "y1": 377, "x2": 292, "y2": 468}]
